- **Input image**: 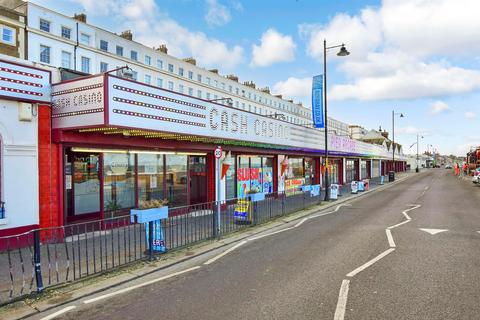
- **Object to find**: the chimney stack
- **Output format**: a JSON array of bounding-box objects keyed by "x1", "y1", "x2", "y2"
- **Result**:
[
  {"x1": 381, "y1": 131, "x2": 389, "y2": 139},
  {"x1": 73, "y1": 13, "x2": 87, "y2": 23},
  {"x1": 227, "y1": 74, "x2": 239, "y2": 82},
  {"x1": 244, "y1": 81, "x2": 256, "y2": 89},
  {"x1": 120, "y1": 30, "x2": 133, "y2": 41},
  {"x1": 182, "y1": 57, "x2": 196, "y2": 65},
  {"x1": 274, "y1": 94, "x2": 282, "y2": 99},
  {"x1": 209, "y1": 69, "x2": 219, "y2": 74},
  {"x1": 156, "y1": 44, "x2": 168, "y2": 54},
  {"x1": 260, "y1": 87, "x2": 270, "y2": 94}
]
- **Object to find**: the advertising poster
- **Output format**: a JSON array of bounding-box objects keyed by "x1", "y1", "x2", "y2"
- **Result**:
[
  {"x1": 330, "y1": 184, "x2": 338, "y2": 199},
  {"x1": 311, "y1": 75, "x2": 324, "y2": 128},
  {"x1": 237, "y1": 167, "x2": 251, "y2": 198},
  {"x1": 250, "y1": 168, "x2": 262, "y2": 193},
  {"x1": 145, "y1": 220, "x2": 166, "y2": 252},
  {"x1": 310, "y1": 185, "x2": 321, "y2": 197},
  {"x1": 234, "y1": 200, "x2": 251, "y2": 221},
  {"x1": 285, "y1": 178, "x2": 305, "y2": 196},
  {"x1": 262, "y1": 167, "x2": 273, "y2": 193},
  {"x1": 351, "y1": 181, "x2": 358, "y2": 194}
]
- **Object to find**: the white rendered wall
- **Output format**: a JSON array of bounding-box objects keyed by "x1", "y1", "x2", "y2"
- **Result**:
[{"x1": 0, "y1": 99, "x2": 39, "y2": 229}]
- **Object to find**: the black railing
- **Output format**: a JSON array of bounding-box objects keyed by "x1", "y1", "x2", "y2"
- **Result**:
[{"x1": 0, "y1": 174, "x2": 401, "y2": 304}]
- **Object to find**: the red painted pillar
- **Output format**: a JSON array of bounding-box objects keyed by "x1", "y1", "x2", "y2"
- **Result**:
[
  {"x1": 273, "y1": 155, "x2": 278, "y2": 193},
  {"x1": 207, "y1": 152, "x2": 215, "y2": 202},
  {"x1": 314, "y1": 157, "x2": 321, "y2": 185}
]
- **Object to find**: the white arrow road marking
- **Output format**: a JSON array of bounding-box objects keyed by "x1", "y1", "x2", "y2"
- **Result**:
[
  {"x1": 476, "y1": 231, "x2": 480, "y2": 234},
  {"x1": 419, "y1": 228, "x2": 448, "y2": 235}
]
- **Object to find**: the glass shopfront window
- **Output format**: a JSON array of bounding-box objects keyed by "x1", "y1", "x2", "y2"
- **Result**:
[
  {"x1": 237, "y1": 156, "x2": 251, "y2": 198},
  {"x1": 345, "y1": 159, "x2": 356, "y2": 182},
  {"x1": 328, "y1": 159, "x2": 340, "y2": 185},
  {"x1": 236, "y1": 156, "x2": 274, "y2": 198},
  {"x1": 262, "y1": 157, "x2": 274, "y2": 194},
  {"x1": 70, "y1": 153, "x2": 100, "y2": 216},
  {"x1": 103, "y1": 153, "x2": 135, "y2": 214},
  {"x1": 304, "y1": 157, "x2": 316, "y2": 185},
  {"x1": 361, "y1": 160, "x2": 368, "y2": 179},
  {"x1": 166, "y1": 155, "x2": 188, "y2": 207},
  {"x1": 285, "y1": 157, "x2": 305, "y2": 196},
  {"x1": 137, "y1": 154, "x2": 164, "y2": 202},
  {"x1": 225, "y1": 159, "x2": 236, "y2": 200}
]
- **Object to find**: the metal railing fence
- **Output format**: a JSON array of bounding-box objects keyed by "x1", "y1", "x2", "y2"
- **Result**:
[{"x1": 0, "y1": 175, "x2": 393, "y2": 304}]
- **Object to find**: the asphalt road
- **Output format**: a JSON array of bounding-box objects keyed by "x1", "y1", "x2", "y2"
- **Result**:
[{"x1": 49, "y1": 169, "x2": 480, "y2": 320}]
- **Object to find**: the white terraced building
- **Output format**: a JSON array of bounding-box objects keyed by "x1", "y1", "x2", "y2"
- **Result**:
[{"x1": 19, "y1": 1, "x2": 349, "y2": 135}]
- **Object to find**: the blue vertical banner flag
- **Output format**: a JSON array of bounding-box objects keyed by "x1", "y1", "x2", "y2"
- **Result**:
[{"x1": 312, "y1": 75, "x2": 324, "y2": 128}]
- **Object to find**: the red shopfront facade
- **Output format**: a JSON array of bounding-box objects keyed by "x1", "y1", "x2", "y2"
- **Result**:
[{"x1": 50, "y1": 73, "x2": 330, "y2": 225}]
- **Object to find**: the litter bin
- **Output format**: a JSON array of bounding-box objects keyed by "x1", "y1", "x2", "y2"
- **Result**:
[{"x1": 388, "y1": 171, "x2": 395, "y2": 182}]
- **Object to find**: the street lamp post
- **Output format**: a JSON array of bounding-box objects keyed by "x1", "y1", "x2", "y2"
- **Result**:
[
  {"x1": 391, "y1": 110, "x2": 404, "y2": 181},
  {"x1": 410, "y1": 134, "x2": 424, "y2": 172},
  {"x1": 323, "y1": 40, "x2": 349, "y2": 201}
]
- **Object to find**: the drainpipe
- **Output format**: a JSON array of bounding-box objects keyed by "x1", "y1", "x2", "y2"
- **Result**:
[{"x1": 74, "y1": 22, "x2": 79, "y2": 71}]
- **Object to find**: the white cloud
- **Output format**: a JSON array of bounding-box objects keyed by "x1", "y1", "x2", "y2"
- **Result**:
[
  {"x1": 429, "y1": 101, "x2": 451, "y2": 115},
  {"x1": 205, "y1": 0, "x2": 231, "y2": 27},
  {"x1": 272, "y1": 77, "x2": 311, "y2": 98},
  {"x1": 251, "y1": 29, "x2": 296, "y2": 67},
  {"x1": 397, "y1": 126, "x2": 426, "y2": 135},
  {"x1": 70, "y1": 0, "x2": 244, "y2": 69},
  {"x1": 299, "y1": 0, "x2": 480, "y2": 101},
  {"x1": 465, "y1": 111, "x2": 476, "y2": 119}
]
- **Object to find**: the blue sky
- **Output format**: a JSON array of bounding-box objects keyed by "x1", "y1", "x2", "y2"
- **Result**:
[{"x1": 36, "y1": 0, "x2": 480, "y2": 156}]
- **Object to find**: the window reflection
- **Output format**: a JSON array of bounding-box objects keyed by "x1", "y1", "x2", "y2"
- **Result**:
[
  {"x1": 166, "y1": 155, "x2": 188, "y2": 206},
  {"x1": 103, "y1": 153, "x2": 135, "y2": 214},
  {"x1": 138, "y1": 154, "x2": 164, "y2": 202}
]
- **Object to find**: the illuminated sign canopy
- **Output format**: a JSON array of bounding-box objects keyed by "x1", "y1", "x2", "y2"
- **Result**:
[{"x1": 51, "y1": 74, "x2": 403, "y2": 159}]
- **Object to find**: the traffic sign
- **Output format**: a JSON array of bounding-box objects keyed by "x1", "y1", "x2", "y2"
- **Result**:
[{"x1": 214, "y1": 146, "x2": 222, "y2": 159}]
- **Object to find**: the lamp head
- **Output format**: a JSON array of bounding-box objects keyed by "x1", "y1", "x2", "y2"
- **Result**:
[
  {"x1": 120, "y1": 66, "x2": 133, "y2": 79},
  {"x1": 400, "y1": 113, "x2": 404, "y2": 118},
  {"x1": 337, "y1": 45, "x2": 350, "y2": 56}
]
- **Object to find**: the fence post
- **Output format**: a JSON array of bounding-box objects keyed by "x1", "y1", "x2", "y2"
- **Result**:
[
  {"x1": 33, "y1": 230, "x2": 44, "y2": 293},
  {"x1": 148, "y1": 221, "x2": 154, "y2": 260},
  {"x1": 213, "y1": 202, "x2": 218, "y2": 238},
  {"x1": 281, "y1": 193, "x2": 285, "y2": 215}
]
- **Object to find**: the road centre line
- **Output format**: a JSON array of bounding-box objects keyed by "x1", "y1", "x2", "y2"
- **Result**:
[
  {"x1": 333, "y1": 279, "x2": 350, "y2": 320},
  {"x1": 40, "y1": 306, "x2": 77, "y2": 320},
  {"x1": 387, "y1": 220, "x2": 410, "y2": 229},
  {"x1": 83, "y1": 266, "x2": 201, "y2": 304},
  {"x1": 346, "y1": 248, "x2": 396, "y2": 278},
  {"x1": 385, "y1": 229, "x2": 396, "y2": 247}
]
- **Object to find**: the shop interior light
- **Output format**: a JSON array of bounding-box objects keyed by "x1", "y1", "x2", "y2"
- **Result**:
[
  {"x1": 71, "y1": 147, "x2": 127, "y2": 154},
  {"x1": 71, "y1": 147, "x2": 206, "y2": 156}
]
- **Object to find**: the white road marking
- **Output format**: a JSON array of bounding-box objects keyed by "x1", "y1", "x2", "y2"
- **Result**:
[
  {"x1": 385, "y1": 229, "x2": 396, "y2": 247},
  {"x1": 40, "y1": 306, "x2": 77, "y2": 320},
  {"x1": 333, "y1": 279, "x2": 350, "y2": 320},
  {"x1": 419, "y1": 228, "x2": 448, "y2": 235},
  {"x1": 294, "y1": 217, "x2": 309, "y2": 228},
  {"x1": 310, "y1": 204, "x2": 351, "y2": 219},
  {"x1": 477, "y1": 231, "x2": 480, "y2": 234},
  {"x1": 247, "y1": 227, "x2": 295, "y2": 241},
  {"x1": 387, "y1": 220, "x2": 410, "y2": 230},
  {"x1": 402, "y1": 204, "x2": 422, "y2": 220},
  {"x1": 346, "y1": 248, "x2": 395, "y2": 278},
  {"x1": 83, "y1": 266, "x2": 201, "y2": 304},
  {"x1": 204, "y1": 241, "x2": 248, "y2": 265}
]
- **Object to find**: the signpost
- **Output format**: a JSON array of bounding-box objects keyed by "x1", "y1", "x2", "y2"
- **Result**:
[{"x1": 214, "y1": 146, "x2": 222, "y2": 237}]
